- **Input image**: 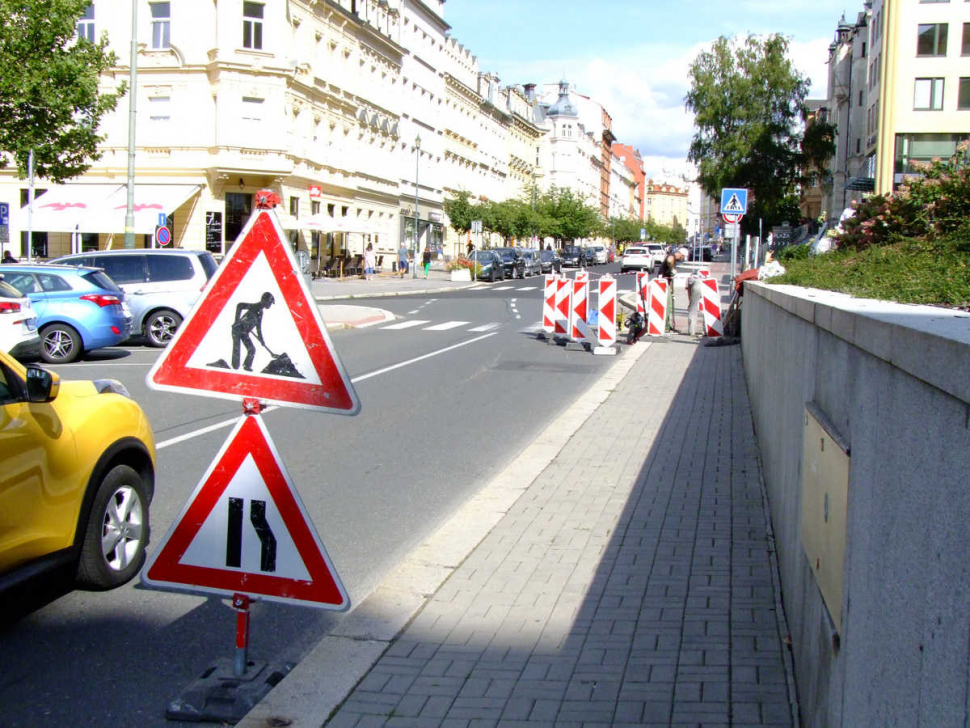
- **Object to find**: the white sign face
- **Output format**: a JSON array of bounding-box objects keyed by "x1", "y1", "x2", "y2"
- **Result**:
[
  {"x1": 184, "y1": 251, "x2": 323, "y2": 386},
  {"x1": 725, "y1": 223, "x2": 740, "y2": 238},
  {"x1": 179, "y1": 452, "x2": 311, "y2": 581}
]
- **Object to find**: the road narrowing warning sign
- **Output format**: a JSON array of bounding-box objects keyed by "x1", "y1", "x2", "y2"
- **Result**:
[
  {"x1": 146, "y1": 209, "x2": 360, "y2": 413},
  {"x1": 142, "y1": 414, "x2": 349, "y2": 609}
]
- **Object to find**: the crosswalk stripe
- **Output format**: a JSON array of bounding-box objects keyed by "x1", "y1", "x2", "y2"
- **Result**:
[
  {"x1": 423, "y1": 321, "x2": 471, "y2": 331},
  {"x1": 517, "y1": 286, "x2": 538, "y2": 291},
  {"x1": 491, "y1": 286, "x2": 514, "y2": 291},
  {"x1": 381, "y1": 320, "x2": 431, "y2": 330},
  {"x1": 468, "y1": 323, "x2": 501, "y2": 332}
]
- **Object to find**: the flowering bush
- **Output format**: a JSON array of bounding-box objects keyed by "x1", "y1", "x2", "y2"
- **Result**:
[
  {"x1": 831, "y1": 141, "x2": 970, "y2": 251},
  {"x1": 445, "y1": 256, "x2": 482, "y2": 277}
]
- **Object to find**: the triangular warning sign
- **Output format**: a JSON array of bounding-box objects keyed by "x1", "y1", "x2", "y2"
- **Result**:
[
  {"x1": 142, "y1": 414, "x2": 350, "y2": 610},
  {"x1": 147, "y1": 209, "x2": 360, "y2": 413},
  {"x1": 724, "y1": 194, "x2": 744, "y2": 213}
]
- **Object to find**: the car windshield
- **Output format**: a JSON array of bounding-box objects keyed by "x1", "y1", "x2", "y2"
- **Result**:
[
  {"x1": 494, "y1": 249, "x2": 516, "y2": 260},
  {"x1": 471, "y1": 251, "x2": 494, "y2": 263},
  {"x1": 199, "y1": 253, "x2": 219, "y2": 278},
  {"x1": 82, "y1": 270, "x2": 122, "y2": 292},
  {"x1": 625, "y1": 248, "x2": 647, "y2": 255},
  {"x1": 564, "y1": 246, "x2": 581, "y2": 254},
  {"x1": 0, "y1": 279, "x2": 22, "y2": 298},
  {"x1": 539, "y1": 250, "x2": 557, "y2": 260}
]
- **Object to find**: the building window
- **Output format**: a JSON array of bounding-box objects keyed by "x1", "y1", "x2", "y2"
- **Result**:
[
  {"x1": 243, "y1": 2, "x2": 264, "y2": 50},
  {"x1": 150, "y1": 2, "x2": 171, "y2": 49},
  {"x1": 914, "y1": 78, "x2": 945, "y2": 110},
  {"x1": 241, "y1": 96, "x2": 264, "y2": 122},
  {"x1": 960, "y1": 78, "x2": 970, "y2": 109},
  {"x1": 859, "y1": 90, "x2": 864, "y2": 106},
  {"x1": 148, "y1": 95, "x2": 170, "y2": 122},
  {"x1": 917, "y1": 24, "x2": 948, "y2": 56},
  {"x1": 963, "y1": 23, "x2": 970, "y2": 55},
  {"x1": 289, "y1": 196, "x2": 299, "y2": 219},
  {"x1": 225, "y1": 193, "x2": 252, "y2": 249},
  {"x1": 895, "y1": 133, "x2": 970, "y2": 175},
  {"x1": 76, "y1": 4, "x2": 95, "y2": 42}
]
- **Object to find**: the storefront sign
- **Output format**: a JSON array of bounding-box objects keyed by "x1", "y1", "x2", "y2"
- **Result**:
[{"x1": 206, "y1": 211, "x2": 223, "y2": 253}]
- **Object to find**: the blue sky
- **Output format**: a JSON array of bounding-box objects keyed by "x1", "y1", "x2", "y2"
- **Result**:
[{"x1": 443, "y1": 0, "x2": 860, "y2": 179}]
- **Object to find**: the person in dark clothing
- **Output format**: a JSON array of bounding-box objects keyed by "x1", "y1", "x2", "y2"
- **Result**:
[
  {"x1": 231, "y1": 292, "x2": 275, "y2": 371},
  {"x1": 1, "y1": 251, "x2": 16, "y2": 264},
  {"x1": 422, "y1": 246, "x2": 432, "y2": 278},
  {"x1": 658, "y1": 247, "x2": 687, "y2": 333}
]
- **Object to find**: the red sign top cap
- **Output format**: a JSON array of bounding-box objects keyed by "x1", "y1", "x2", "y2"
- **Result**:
[{"x1": 146, "y1": 210, "x2": 360, "y2": 414}]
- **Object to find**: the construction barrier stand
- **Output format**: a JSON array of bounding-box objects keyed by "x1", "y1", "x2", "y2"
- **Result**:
[{"x1": 647, "y1": 278, "x2": 667, "y2": 336}]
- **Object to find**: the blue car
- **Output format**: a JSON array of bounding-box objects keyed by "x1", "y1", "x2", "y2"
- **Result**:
[{"x1": 0, "y1": 264, "x2": 132, "y2": 363}]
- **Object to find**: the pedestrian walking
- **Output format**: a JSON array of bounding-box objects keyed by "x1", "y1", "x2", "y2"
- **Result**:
[
  {"x1": 422, "y1": 246, "x2": 431, "y2": 278},
  {"x1": 658, "y1": 247, "x2": 687, "y2": 333},
  {"x1": 686, "y1": 269, "x2": 705, "y2": 336},
  {"x1": 363, "y1": 243, "x2": 376, "y2": 281},
  {"x1": 398, "y1": 241, "x2": 408, "y2": 278}
]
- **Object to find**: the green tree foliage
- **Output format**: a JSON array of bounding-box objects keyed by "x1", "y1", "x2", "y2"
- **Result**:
[
  {"x1": 0, "y1": 0, "x2": 126, "y2": 182},
  {"x1": 443, "y1": 190, "x2": 475, "y2": 235},
  {"x1": 685, "y1": 34, "x2": 833, "y2": 230}
]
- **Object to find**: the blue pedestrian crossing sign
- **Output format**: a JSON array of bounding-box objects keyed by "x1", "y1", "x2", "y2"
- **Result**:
[{"x1": 720, "y1": 188, "x2": 748, "y2": 215}]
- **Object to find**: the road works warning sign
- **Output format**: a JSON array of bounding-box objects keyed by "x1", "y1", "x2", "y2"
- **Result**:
[
  {"x1": 147, "y1": 209, "x2": 359, "y2": 413},
  {"x1": 142, "y1": 414, "x2": 349, "y2": 609}
]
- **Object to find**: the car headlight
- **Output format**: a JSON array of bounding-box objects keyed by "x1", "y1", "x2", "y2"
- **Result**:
[{"x1": 94, "y1": 379, "x2": 132, "y2": 398}]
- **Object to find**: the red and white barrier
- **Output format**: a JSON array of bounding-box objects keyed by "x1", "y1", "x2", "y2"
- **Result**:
[
  {"x1": 569, "y1": 279, "x2": 590, "y2": 343},
  {"x1": 554, "y1": 276, "x2": 571, "y2": 335},
  {"x1": 575, "y1": 270, "x2": 589, "y2": 285},
  {"x1": 542, "y1": 274, "x2": 557, "y2": 332},
  {"x1": 700, "y1": 278, "x2": 723, "y2": 337},
  {"x1": 594, "y1": 276, "x2": 617, "y2": 355},
  {"x1": 647, "y1": 279, "x2": 667, "y2": 336},
  {"x1": 635, "y1": 272, "x2": 649, "y2": 315}
]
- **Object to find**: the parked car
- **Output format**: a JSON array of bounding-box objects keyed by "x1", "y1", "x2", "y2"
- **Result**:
[
  {"x1": 0, "y1": 277, "x2": 40, "y2": 359},
  {"x1": 587, "y1": 245, "x2": 609, "y2": 265},
  {"x1": 55, "y1": 249, "x2": 218, "y2": 348},
  {"x1": 539, "y1": 249, "x2": 563, "y2": 274},
  {"x1": 469, "y1": 250, "x2": 506, "y2": 282},
  {"x1": 518, "y1": 248, "x2": 541, "y2": 277},
  {"x1": 619, "y1": 246, "x2": 654, "y2": 273},
  {"x1": 645, "y1": 244, "x2": 666, "y2": 267},
  {"x1": 687, "y1": 245, "x2": 714, "y2": 262},
  {"x1": 561, "y1": 245, "x2": 587, "y2": 267},
  {"x1": 0, "y1": 347, "x2": 155, "y2": 600},
  {"x1": 0, "y1": 264, "x2": 132, "y2": 364},
  {"x1": 493, "y1": 247, "x2": 526, "y2": 279}
]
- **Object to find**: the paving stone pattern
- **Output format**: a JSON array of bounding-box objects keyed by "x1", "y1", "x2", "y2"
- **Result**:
[{"x1": 327, "y1": 339, "x2": 795, "y2": 727}]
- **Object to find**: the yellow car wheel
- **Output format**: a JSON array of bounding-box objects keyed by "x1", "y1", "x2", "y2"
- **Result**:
[{"x1": 76, "y1": 465, "x2": 150, "y2": 590}]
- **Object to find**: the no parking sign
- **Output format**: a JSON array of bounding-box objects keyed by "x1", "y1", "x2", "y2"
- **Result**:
[{"x1": 155, "y1": 224, "x2": 172, "y2": 246}]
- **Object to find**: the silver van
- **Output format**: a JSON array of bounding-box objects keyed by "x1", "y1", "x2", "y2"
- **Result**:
[{"x1": 54, "y1": 249, "x2": 218, "y2": 346}]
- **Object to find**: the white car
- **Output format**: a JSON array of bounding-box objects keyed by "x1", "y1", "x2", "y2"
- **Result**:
[
  {"x1": 619, "y1": 246, "x2": 654, "y2": 272},
  {"x1": 0, "y1": 276, "x2": 40, "y2": 359},
  {"x1": 645, "y1": 244, "x2": 667, "y2": 267},
  {"x1": 587, "y1": 245, "x2": 608, "y2": 265}
]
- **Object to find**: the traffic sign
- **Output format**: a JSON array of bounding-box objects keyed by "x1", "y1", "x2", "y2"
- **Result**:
[
  {"x1": 142, "y1": 414, "x2": 350, "y2": 609},
  {"x1": 722, "y1": 212, "x2": 742, "y2": 224},
  {"x1": 0, "y1": 202, "x2": 8, "y2": 226},
  {"x1": 720, "y1": 188, "x2": 748, "y2": 215},
  {"x1": 147, "y1": 209, "x2": 360, "y2": 413},
  {"x1": 640, "y1": 228, "x2": 646, "y2": 240},
  {"x1": 157, "y1": 212, "x2": 168, "y2": 227},
  {"x1": 154, "y1": 224, "x2": 171, "y2": 246}
]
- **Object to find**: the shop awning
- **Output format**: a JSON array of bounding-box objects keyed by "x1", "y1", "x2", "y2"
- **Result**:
[{"x1": 23, "y1": 183, "x2": 201, "y2": 234}]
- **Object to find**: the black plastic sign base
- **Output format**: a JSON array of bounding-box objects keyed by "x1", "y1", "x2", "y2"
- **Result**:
[{"x1": 166, "y1": 657, "x2": 292, "y2": 723}]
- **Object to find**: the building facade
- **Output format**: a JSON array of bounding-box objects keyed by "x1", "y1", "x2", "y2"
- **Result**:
[{"x1": 644, "y1": 179, "x2": 688, "y2": 230}]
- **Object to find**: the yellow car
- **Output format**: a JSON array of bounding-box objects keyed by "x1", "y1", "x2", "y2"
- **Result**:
[{"x1": 0, "y1": 348, "x2": 155, "y2": 594}]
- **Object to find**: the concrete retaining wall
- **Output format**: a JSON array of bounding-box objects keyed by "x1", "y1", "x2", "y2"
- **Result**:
[{"x1": 741, "y1": 281, "x2": 970, "y2": 727}]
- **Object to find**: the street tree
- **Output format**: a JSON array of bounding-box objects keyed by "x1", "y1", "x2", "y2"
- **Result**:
[
  {"x1": 443, "y1": 190, "x2": 475, "y2": 236},
  {"x1": 0, "y1": 0, "x2": 126, "y2": 182},
  {"x1": 685, "y1": 34, "x2": 833, "y2": 230}
]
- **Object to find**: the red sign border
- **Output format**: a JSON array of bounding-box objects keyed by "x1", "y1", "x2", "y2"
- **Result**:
[
  {"x1": 142, "y1": 414, "x2": 350, "y2": 609},
  {"x1": 147, "y1": 210, "x2": 360, "y2": 413}
]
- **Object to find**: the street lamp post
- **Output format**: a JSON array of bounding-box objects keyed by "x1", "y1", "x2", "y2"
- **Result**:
[
  {"x1": 413, "y1": 134, "x2": 421, "y2": 279},
  {"x1": 124, "y1": 0, "x2": 138, "y2": 249}
]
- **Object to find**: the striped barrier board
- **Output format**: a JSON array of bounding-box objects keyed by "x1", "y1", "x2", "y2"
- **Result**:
[
  {"x1": 542, "y1": 274, "x2": 557, "y2": 332},
  {"x1": 594, "y1": 276, "x2": 617, "y2": 355},
  {"x1": 647, "y1": 278, "x2": 667, "y2": 336},
  {"x1": 701, "y1": 278, "x2": 723, "y2": 337},
  {"x1": 554, "y1": 276, "x2": 570, "y2": 335},
  {"x1": 569, "y1": 279, "x2": 589, "y2": 343},
  {"x1": 636, "y1": 272, "x2": 649, "y2": 315}
]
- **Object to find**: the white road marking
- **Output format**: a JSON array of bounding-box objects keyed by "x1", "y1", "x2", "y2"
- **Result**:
[
  {"x1": 381, "y1": 320, "x2": 431, "y2": 330},
  {"x1": 423, "y1": 321, "x2": 470, "y2": 331},
  {"x1": 517, "y1": 286, "x2": 538, "y2": 291},
  {"x1": 156, "y1": 332, "x2": 498, "y2": 450},
  {"x1": 468, "y1": 323, "x2": 501, "y2": 332},
  {"x1": 491, "y1": 286, "x2": 514, "y2": 291}
]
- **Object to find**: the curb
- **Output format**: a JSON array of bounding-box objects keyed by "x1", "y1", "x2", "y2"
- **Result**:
[{"x1": 238, "y1": 340, "x2": 653, "y2": 728}]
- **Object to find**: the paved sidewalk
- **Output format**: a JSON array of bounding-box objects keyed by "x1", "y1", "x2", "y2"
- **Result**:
[{"x1": 242, "y1": 331, "x2": 797, "y2": 726}]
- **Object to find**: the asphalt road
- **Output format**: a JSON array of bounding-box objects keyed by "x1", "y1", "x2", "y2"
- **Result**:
[{"x1": 0, "y1": 275, "x2": 627, "y2": 727}]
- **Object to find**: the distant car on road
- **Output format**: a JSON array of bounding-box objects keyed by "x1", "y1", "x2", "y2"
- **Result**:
[
  {"x1": 54, "y1": 249, "x2": 218, "y2": 348},
  {"x1": 493, "y1": 247, "x2": 526, "y2": 279},
  {"x1": 587, "y1": 245, "x2": 608, "y2": 265},
  {"x1": 0, "y1": 277, "x2": 40, "y2": 360},
  {"x1": 518, "y1": 248, "x2": 541, "y2": 277},
  {"x1": 0, "y1": 264, "x2": 132, "y2": 364},
  {"x1": 561, "y1": 245, "x2": 587, "y2": 267},
  {"x1": 539, "y1": 249, "x2": 562, "y2": 274},
  {"x1": 469, "y1": 250, "x2": 506, "y2": 282},
  {"x1": 619, "y1": 246, "x2": 654, "y2": 273},
  {"x1": 0, "y1": 347, "x2": 155, "y2": 599}
]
